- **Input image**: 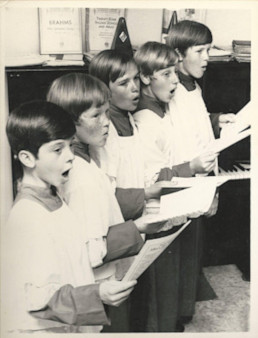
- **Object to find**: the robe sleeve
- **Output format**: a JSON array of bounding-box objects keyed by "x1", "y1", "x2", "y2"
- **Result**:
[
  {"x1": 115, "y1": 187, "x2": 145, "y2": 220},
  {"x1": 156, "y1": 162, "x2": 193, "y2": 182},
  {"x1": 29, "y1": 284, "x2": 110, "y2": 326},
  {"x1": 104, "y1": 220, "x2": 144, "y2": 263},
  {"x1": 210, "y1": 113, "x2": 222, "y2": 138}
]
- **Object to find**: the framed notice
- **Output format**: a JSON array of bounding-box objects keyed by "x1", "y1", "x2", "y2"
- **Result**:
[
  {"x1": 85, "y1": 8, "x2": 126, "y2": 53},
  {"x1": 39, "y1": 8, "x2": 83, "y2": 54}
]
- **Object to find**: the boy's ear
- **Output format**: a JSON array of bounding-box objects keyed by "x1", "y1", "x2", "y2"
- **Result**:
[
  {"x1": 18, "y1": 150, "x2": 36, "y2": 169},
  {"x1": 175, "y1": 48, "x2": 183, "y2": 62},
  {"x1": 74, "y1": 112, "x2": 85, "y2": 126},
  {"x1": 139, "y1": 73, "x2": 151, "y2": 86}
]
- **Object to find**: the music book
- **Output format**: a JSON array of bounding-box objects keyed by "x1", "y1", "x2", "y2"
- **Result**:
[{"x1": 123, "y1": 220, "x2": 191, "y2": 281}]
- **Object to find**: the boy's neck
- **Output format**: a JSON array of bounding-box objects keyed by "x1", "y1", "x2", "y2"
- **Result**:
[
  {"x1": 110, "y1": 103, "x2": 129, "y2": 117},
  {"x1": 141, "y1": 86, "x2": 158, "y2": 101},
  {"x1": 22, "y1": 169, "x2": 50, "y2": 190},
  {"x1": 72, "y1": 136, "x2": 91, "y2": 163},
  {"x1": 177, "y1": 70, "x2": 196, "y2": 91},
  {"x1": 138, "y1": 90, "x2": 166, "y2": 118}
]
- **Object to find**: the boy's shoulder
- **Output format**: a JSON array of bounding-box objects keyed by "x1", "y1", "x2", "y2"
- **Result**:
[
  {"x1": 8, "y1": 196, "x2": 51, "y2": 218},
  {"x1": 6, "y1": 198, "x2": 51, "y2": 240},
  {"x1": 134, "y1": 108, "x2": 162, "y2": 124}
]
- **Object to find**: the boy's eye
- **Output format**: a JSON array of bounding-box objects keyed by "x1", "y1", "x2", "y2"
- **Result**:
[
  {"x1": 119, "y1": 81, "x2": 128, "y2": 86},
  {"x1": 54, "y1": 148, "x2": 62, "y2": 154}
]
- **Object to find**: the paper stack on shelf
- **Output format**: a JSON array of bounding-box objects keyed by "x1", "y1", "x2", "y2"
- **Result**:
[
  {"x1": 209, "y1": 46, "x2": 233, "y2": 62},
  {"x1": 43, "y1": 54, "x2": 85, "y2": 67},
  {"x1": 5, "y1": 55, "x2": 49, "y2": 67},
  {"x1": 232, "y1": 40, "x2": 251, "y2": 62},
  {"x1": 5, "y1": 54, "x2": 85, "y2": 67}
]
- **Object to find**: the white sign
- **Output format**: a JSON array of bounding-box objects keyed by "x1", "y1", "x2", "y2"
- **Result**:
[
  {"x1": 85, "y1": 8, "x2": 125, "y2": 53},
  {"x1": 39, "y1": 8, "x2": 82, "y2": 54}
]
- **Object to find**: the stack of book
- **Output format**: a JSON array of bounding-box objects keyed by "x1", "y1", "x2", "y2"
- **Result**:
[{"x1": 232, "y1": 40, "x2": 251, "y2": 62}]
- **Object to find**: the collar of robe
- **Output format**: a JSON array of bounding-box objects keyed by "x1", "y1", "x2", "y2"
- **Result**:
[
  {"x1": 178, "y1": 71, "x2": 196, "y2": 91},
  {"x1": 109, "y1": 103, "x2": 133, "y2": 136},
  {"x1": 72, "y1": 138, "x2": 91, "y2": 163},
  {"x1": 14, "y1": 183, "x2": 62, "y2": 212},
  {"x1": 136, "y1": 92, "x2": 167, "y2": 118}
]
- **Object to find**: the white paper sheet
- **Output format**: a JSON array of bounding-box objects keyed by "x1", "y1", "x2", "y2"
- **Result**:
[
  {"x1": 220, "y1": 101, "x2": 251, "y2": 138},
  {"x1": 207, "y1": 128, "x2": 250, "y2": 154},
  {"x1": 159, "y1": 182, "x2": 217, "y2": 219},
  {"x1": 159, "y1": 176, "x2": 229, "y2": 188},
  {"x1": 123, "y1": 220, "x2": 191, "y2": 281}
]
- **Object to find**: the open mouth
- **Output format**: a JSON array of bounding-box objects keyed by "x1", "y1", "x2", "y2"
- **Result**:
[
  {"x1": 133, "y1": 96, "x2": 139, "y2": 102},
  {"x1": 62, "y1": 169, "x2": 70, "y2": 178}
]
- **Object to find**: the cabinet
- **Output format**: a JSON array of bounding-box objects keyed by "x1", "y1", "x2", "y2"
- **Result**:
[{"x1": 6, "y1": 65, "x2": 89, "y2": 112}]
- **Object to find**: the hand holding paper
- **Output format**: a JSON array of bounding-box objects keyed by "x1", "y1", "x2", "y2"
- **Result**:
[
  {"x1": 190, "y1": 151, "x2": 218, "y2": 175},
  {"x1": 123, "y1": 220, "x2": 191, "y2": 281},
  {"x1": 220, "y1": 101, "x2": 251, "y2": 138},
  {"x1": 134, "y1": 213, "x2": 171, "y2": 234}
]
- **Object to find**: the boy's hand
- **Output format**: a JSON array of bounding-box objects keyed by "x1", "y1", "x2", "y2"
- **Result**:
[
  {"x1": 134, "y1": 214, "x2": 169, "y2": 234},
  {"x1": 144, "y1": 182, "x2": 163, "y2": 200},
  {"x1": 218, "y1": 113, "x2": 236, "y2": 128},
  {"x1": 204, "y1": 194, "x2": 219, "y2": 218},
  {"x1": 99, "y1": 280, "x2": 137, "y2": 307},
  {"x1": 190, "y1": 152, "x2": 218, "y2": 175}
]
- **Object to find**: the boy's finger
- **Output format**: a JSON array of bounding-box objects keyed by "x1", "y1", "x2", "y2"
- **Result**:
[{"x1": 109, "y1": 280, "x2": 137, "y2": 294}]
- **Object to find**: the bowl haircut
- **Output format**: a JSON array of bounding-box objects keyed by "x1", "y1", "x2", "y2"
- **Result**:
[
  {"x1": 47, "y1": 73, "x2": 111, "y2": 123},
  {"x1": 89, "y1": 49, "x2": 137, "y2": 87},
  {"x1": 166, "y1": 20, "x2": 213, "y2": 56},
  {"x1": 134, "y1": 41, "x2": 178, "y2": 76},
  {"x1": 6, "y1": 101, "x2": 75, "y2": 158}
]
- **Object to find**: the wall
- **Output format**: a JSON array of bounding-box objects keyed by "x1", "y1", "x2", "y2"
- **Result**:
[
  {"x1": 4, "y1": 7, "x2": 252, "y2": 57},
  {"x1": 206, "y1": 9, "x2": 251, "y2": 49}
]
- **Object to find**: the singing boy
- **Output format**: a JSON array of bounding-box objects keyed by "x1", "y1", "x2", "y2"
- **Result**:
[{"x1": 2, "y1": 101, "x2": 137, "y2": 334}]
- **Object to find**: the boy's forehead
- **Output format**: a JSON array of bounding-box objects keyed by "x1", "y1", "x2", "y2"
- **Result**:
[
  {"x1": 41, "y1": 138, "x2": 73, "y2": 148},
  {"x1": 116, "y1": 63, "x2": 138, "y2": 80},
  {"x1": 154, "y1": 65, "x2": 176, "y2": 73},
  {"x1": 190, "y1": 43, "x2": 211, "y2": 50}
]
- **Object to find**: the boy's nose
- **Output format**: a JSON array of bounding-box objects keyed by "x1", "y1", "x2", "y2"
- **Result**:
[
  {"x1": 100, "y1": 111, "x2": 110, "y2": 126},
  {"x1": 203, "y1": 50, "x2": 209, "y2": 61},
  {"x1": 172, "y1": 72, "x2": 179, "y2": 84},
  {"x1": 131, "y1": 79, "x2": 139, "y2": 92},
  {"x1": 67, "y1": 147, "x2": 75, "y2": 162}
]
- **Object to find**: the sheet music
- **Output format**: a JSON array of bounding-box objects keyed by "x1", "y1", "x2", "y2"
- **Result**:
[
  {"x1": 160, "y1": 182, "x2": 217, "y2": 218},
  {"x1": 220, "y1": 101, "x2": 251, "y2": 138},
  {"x1": 123, "y1": 220, "x2": 191, "y2": 281},
  {"x1": 207, "y1": 128, "x2": 250, "y2": 154},
  {"x1": 158, "y1": 176, "x2": 229, "y2": 188}
]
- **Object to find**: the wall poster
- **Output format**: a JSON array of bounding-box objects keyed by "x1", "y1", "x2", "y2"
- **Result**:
[
  {"x1": 39, "y1": 8, "x2": 83, "y2": 54},
  {"x1": 85, "y1": 8, "x2": 126, "y2": 53}
]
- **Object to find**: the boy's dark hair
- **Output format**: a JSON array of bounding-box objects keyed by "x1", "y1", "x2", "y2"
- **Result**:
[
  {"x1": 134, "y1": 41, "x2": 178, "y2": 76},
  {"x1": 6, "y1": 100, "x2": 75, "y2": 157},
  {"x1": 166, "y1": 20, "x2": 213, "y2": 56},
  {"x1": 47, "y1": 73, "x2": 111, "y2": 123},
  {"x1": 89, "y1": 49, "x2": 137, "y2": 87}
]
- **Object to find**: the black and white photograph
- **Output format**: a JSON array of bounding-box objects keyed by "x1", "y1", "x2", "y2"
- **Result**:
[{"x1": 0, "y1": 1, "x2": 257, "y2": 337}]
